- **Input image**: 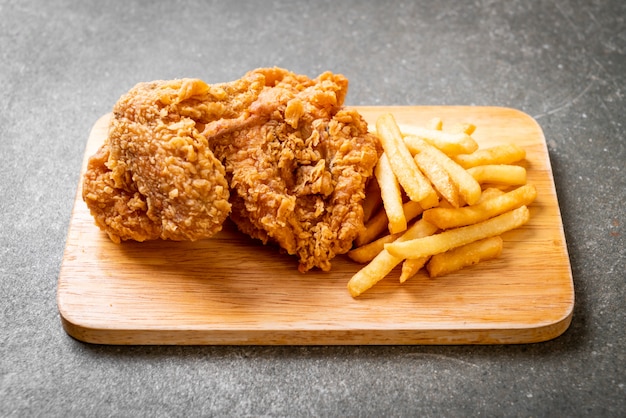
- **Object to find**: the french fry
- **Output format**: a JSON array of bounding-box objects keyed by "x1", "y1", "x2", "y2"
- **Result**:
[
  {"x1": 349, "y1": 115, "x2": 534, "y2": 296},
  {"x1": 355, "y1": 207, "x2": 389, "y2": 247},
  {"x1": 376, "y1": 114, "x2": 438, "y2": 207},
  {"x1": 375, "y1": 153, "x2": 406, "y2": 234},
  {"x1": 414, "y1": 151, "x2": 461, "y2": 208},
  {"x1": 449, "y1": 122, "x2": 476, "y2": 135},
  {"x1": 453, "y1": 144, "x2": 526, "y2": 168},
  {"x1": 347, "y1": 219, "x2": 438, "y2": 297},
  {"x1": 348, "y1": 233, "x2": 400, "y2": 264},
  {"x1": 422, "y1": 184, "x2": 536, "y2": 229},
  {"x1": 399, "y1": 201, "x2": 424, "y2": 225},
  {"x1": 355, "y1": 200, "x2": 423, "y2": 247},
  {"x1": 467, "y1": 164, "x2": 527, "y2": 186},
  {"x1": 427, "y1": 236, "x2": 503, "y2": 278},
  {"x1": 399, "y1": 257, "x2": 429, "y2": 283},
  {"x1": 476, "y1": 187, "x2": 506, "y2": 203},
  {"x1": 422, "y1": 146, "x2": 482, "y2": 205},
  {"x1": 347, "y1": 250, "x2": 401, "y2": 297},
  {"x1": 403, "y1": 135, "x2": 482, "y2": 205},
  {"x1": 385, "y1": 205, "x2": 530, "y2": 260},
  {"x1": 403, "y1": 129, "x2": 478, "y2": 156}
]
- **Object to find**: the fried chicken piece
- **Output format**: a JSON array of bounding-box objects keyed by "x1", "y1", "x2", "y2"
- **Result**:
[
  {"x1": 82, "y1": 77, "x2": 263, "y2": 243},
  {"x1": 208, "y1": 68, "x2": 382, "y2": 272},
  {"x1": 83, "y1": 68, "x2": 381, "y2": 273}
]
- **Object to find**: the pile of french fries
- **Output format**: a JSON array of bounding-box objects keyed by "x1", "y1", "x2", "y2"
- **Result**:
[{"x1": 347, "y1": 113, "x2": 536, "y2": 297}]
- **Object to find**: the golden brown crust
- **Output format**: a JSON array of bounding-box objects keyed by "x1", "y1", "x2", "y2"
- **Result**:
[
  {"x1": 83, "y1": 79, "x2": 233, "y2": 242},
  {"x1": 209, "y1": 68, "x2": 381, "y2": 272},
  {"x1": 83, "y1": 68, "x2": 381, "y2": 272}
]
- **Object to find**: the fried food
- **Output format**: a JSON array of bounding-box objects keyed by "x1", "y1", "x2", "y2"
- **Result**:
[
  {"x1": 385, "y1": 205, "x2": 530, "y2": 260},
  {"x1": 347, "y1": 219, "x2": 438, "y2": 297},
  {"x1": 84, "y1": 69, "x2": 381, "y2": 274},
  {"x1": 400, "y1": 126, "x2": 478, "y2": 155},
  {"x1": 413, "y1": 151, "x2": 461, "y2": 208},
  {"x1": 422, "y1": 184, "x2": 537, "y2": 230},
  {"x1": 404, "y1": 134, "x2": 482, "y2": 206},
  {"x1": 376, "y1": 114, "x2": 438, "y2": 208},
  {"x1": 399, "y1": 256, "x2": 429, "y2": 283},
  {"x1": 466, "y1": 164, "x2": 527, "y2": 186},
  {"x1": 347, "y1": 115, "x2": 535, "y2": 296},
  {"x1": 453, "y1": 143, "x2": 526, "y2": 168},
  {"x1": 208, "y1": 68, "x2": 381, "y2": 272},
  {"x1": 83, "y1": 78, "x2": 238, "y2": 243},
  {"x1": 354, "y1": 200, "x2": 423, "y2": 247},
  {"x1": 426, "y1": 236, "x2": 503, "y2": 278},
  {"x1": 375, "y1": 153, "x2": 407, "y2": 234},
  {"x1": 347, "y1": 233, "x2": 400, "y2": 264}
]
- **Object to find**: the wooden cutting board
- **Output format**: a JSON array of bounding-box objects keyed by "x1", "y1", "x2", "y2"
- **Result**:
[{"x1": 57, "y1": 106, "x2": 574, "y2": 345}]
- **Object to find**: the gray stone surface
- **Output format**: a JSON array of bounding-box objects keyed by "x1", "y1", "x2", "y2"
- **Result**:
[{"x1": 1, "y1": 0, "x2": 624, "y2": 416}]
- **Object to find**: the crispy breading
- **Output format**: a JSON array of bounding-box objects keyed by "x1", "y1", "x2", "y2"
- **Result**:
[
  {"x1": 83, "y1": 68, "x2": 381, "y2": 272},
  {"x1": 82, "y1": 78, "x2": 244, "y2": 242},
  {"x1": 209, "y1": 68, "x2": 381, "y2": 272}
]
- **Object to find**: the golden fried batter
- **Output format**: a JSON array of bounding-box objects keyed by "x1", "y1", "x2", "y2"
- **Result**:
[
  {"x1": 83, "y1": 68, "x2": 381, "y2": 272},
  {"x1": 83, "y1": 78, "x2": 243, "y2": 242},
  {"x1": 209, "y1": 68, "x2": 382, "y2": 272}
]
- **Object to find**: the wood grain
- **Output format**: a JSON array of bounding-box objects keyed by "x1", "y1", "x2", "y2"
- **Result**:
[{"x1": 57, "y1": 106, "x2": 574, "y2": 345}]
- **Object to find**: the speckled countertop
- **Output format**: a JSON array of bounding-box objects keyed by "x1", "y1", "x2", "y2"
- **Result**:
[{"x1": 1, "y1": 0, "x2": 624, "y2": 416}]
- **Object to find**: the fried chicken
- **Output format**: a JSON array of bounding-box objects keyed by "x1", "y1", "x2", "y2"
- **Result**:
[
  {"x1": 83, "y1": 68, "x2": 381, "y2": 272},
  {"x1": 207, "y1": 68, "x2": 381, "y2": 272},
  {"x1": 82, "y1": 77, "x2": 254, "y2": 242}
]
